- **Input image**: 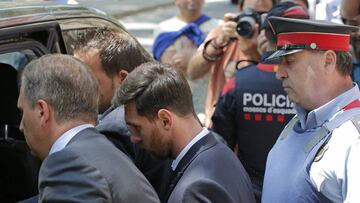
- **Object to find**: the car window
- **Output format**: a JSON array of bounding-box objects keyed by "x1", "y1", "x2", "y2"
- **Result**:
[
  {"x1": 58, "y1": 17, "x2": 128, "y2": 55},
  {"x1": 0, "y1": 52, "x2": 28, "y2": 71}
]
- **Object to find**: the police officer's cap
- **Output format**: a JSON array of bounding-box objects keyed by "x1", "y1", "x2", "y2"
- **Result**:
[
  {"x1": 261, "y1": 1, "x2": 309, "y2": 30},
  {"x1": 265, "y1": 17, "x2": 359, "y2": 62}
]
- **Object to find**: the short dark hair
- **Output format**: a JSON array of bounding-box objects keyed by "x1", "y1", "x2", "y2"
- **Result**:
[
  {"x1": 113, "y1": 62, "x2": 195, "y2": 119},
  {"x1": 335, "y1": 51, "x2": 353, "y2": 76},
  {"x1": 74, "y1": 27, "x2": 153, "y2": 76}
]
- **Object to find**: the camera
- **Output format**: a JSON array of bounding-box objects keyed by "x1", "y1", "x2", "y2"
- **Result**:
[{"x1": 234, "y1": 8, "x2": 262, "y2": 38}]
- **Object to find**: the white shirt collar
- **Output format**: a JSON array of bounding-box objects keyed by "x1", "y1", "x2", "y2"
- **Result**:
[
  {"x1": 49, "y1": 124, "x2": 94, "y2": 155},
  {"x1": 171, "y1": 128, "x2": 209, "y2": 171}
]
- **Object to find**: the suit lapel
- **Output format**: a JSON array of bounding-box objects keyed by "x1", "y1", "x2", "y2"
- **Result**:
[{"x1": 163, "y1": 132, "x2": 218, "y2": 202}]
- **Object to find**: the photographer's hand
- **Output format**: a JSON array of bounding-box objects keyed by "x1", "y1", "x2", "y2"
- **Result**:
[
  {"x1": 215, "y1": 13, "x2": 238, "y2": 46},
  {"x1": 257, "y1": 29, "x2": 269, "y2": 55},
  {"x1": 237, "y1": 23, "x2": 259, "y2": 51},
  {"x1": 237, "y1": 24, "x2": 261, "y2": 61}
]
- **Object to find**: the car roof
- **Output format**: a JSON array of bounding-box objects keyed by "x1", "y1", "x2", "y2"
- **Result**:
[{"x1": 0, "y1": 1, "x2": 123, "y2": 29}]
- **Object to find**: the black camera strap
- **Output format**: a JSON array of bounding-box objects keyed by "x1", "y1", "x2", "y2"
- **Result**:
[{"x1": 236, "y1": 59, "x2": 258, "y2": 69}]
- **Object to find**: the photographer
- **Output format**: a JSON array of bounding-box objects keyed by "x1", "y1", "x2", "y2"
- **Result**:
[
  {"x1": 187, "y1": 0, "x2": 274, "y2": 127},
  {"x1": 211, "y1": 2, "x2": 309, "y2": 201}
]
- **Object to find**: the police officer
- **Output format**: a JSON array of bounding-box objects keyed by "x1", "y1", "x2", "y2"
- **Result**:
[
  {"x1": 211, "y1": 2, "x2": 308, "y2": 200},
  {"x1": 262, "y1": 17, "x2": 360, "y2": 202}
]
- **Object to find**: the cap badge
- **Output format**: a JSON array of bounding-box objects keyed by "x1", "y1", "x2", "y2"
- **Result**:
[
  {"x1": 282, "y1": 44, "x2": 289, "y2": 50},
  {"x1": 310, "y1": 43, "x2": 317, "y2": 49}
]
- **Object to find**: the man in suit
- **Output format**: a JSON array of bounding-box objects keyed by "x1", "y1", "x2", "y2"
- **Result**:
[
  {"x1": 72, "y1": 27, "x2": 151, "y2": 158},
  {"x1": 113, "y1": 62, "x2": 255, "y2": 203},
  {"x1": 73, "y1": 27, "x2": 169, "y2": 195},
  {"x1": 17, "y1": 54, "x2": 160, "y2": 202}
]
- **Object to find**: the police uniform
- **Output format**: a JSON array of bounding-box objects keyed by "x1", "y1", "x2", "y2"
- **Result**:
[
  {"x1": 262, "y1": 17, "x2": 360, "y2": 202},
  {"x1": 212, "y1": 3, "x2": 308, "y2": 200},
  {"x1": 212, "y1": 53, "x2": 295, "y2": 186}
]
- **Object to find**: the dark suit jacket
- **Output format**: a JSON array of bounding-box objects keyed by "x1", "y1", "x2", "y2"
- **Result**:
[
  {"x1": 97, "y1": 106, "x2": 135, "y2": 159},
  {"x1": 97, "y1": 106, "x2": 170, "y2": 196},
  {"x1": 38, "y1": 127, "x2": 160, "y2": 203},
  {"x1": 165, "y1": 133, "x2": 255, "y2": 203}
]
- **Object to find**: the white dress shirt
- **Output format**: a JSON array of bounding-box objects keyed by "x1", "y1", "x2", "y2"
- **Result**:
[
  {"x1": 49, "y1": 124, "x2": 94, "y2": 155},
  {"x1": 171, "y1": 128, "x2": 209, "y2": 171}
]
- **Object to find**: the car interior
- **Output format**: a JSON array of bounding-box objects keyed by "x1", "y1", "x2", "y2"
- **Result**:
[
  {"x1": 0, "y1": 61, "x2": 41, "y2": 203},
  {"x1": 0, "y1": 24, "x2": 66, "y2": 203}
]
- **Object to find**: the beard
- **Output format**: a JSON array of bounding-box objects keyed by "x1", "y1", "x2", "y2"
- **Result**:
[{"x1": 147, "y1": 128, "x2": 172, "y2": 159}]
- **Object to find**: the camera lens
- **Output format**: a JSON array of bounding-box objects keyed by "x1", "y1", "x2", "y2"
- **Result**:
[
  {"x1": 236, "y1": 16, "x2": 256, "y2": 38},
  {"x1": 236, "y1": 22, "x2": 253, "y2": 37}
]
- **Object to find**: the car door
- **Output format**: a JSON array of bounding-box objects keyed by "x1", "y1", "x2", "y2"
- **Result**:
[{"x1": 0, "y1": 21, "x2": 66, "y2": 203}]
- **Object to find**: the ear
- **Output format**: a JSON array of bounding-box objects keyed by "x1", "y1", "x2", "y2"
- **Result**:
[
  {"x1": 157, "y1": 109, "x2": 173, "y2": 130},
  {"x1": 114, "y1": 69, "x2": 128, "y2": 86},
  {"x1": 323, "y1": 50, "x2": 337, "y2": 72},
  {"x1": 37, "y1": 99, "x2": 51, "y2": 128}
]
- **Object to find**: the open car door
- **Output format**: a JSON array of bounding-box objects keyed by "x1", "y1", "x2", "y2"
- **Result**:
[{"x1": 0, "y1": 21, "x2": 65, "y2": 203}]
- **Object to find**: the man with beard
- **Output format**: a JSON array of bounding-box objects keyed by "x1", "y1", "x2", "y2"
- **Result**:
[
  {"x1": 152, "y1": 0, "x2": 219, "y2": 123},
  {"x1": 113, "y1": 62, "x2": 255, "y2": 203},
  {"x1": 73, "y1": 27, "x2": 168, "y2": 196}
]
